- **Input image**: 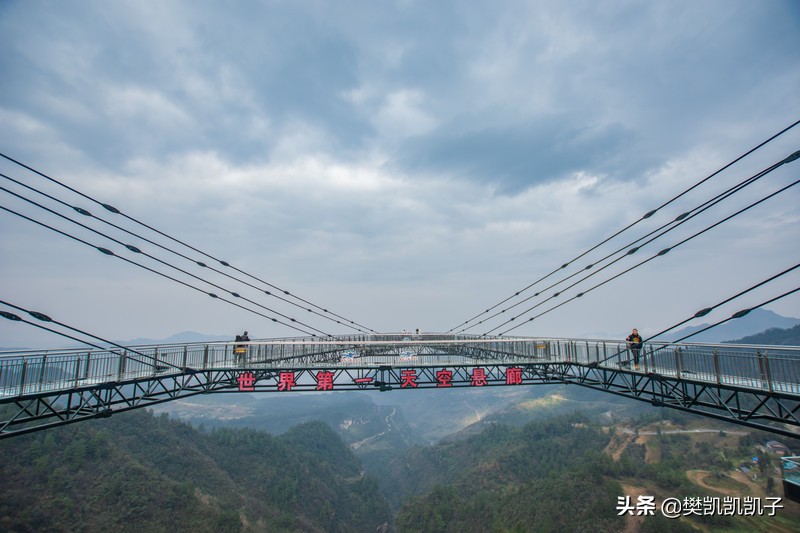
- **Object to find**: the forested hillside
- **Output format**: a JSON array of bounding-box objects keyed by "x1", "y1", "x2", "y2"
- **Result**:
[
  {"x1": 390, "y1": 413, "x2": 624, "y2": 532},
  {"x1": 384, "y1": 411, "x2": 800, "y2": 532},
  {"x1": 2, "y1": 404, "x2": 799, "y2": 532},
  {"x1": 0, "y1": 409, "x2": 391, "y2": 532},
  {"x1": 727, "y1": 324, "x2": 800, "y2": 345}
]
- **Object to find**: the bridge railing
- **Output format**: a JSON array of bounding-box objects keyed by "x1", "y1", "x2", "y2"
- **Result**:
[
  {"x1": 0, "y1": 343, "x2": 216, "y2": 397},
  {"x1": 1, "y1": 337, "x2": 799, "y2": 398},
  {"x1": 544, "y1": 339, "x2": 800, "y2": 393}
]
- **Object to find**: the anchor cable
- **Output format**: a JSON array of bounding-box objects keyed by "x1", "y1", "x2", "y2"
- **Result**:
[
  {"x1": 0, "y1": 170, "x2": 371, "y2": 333},
  {"x1": 588, "y1": 261, "x2": 800, "y2": 365},
  {"x1": 448, "y1": 118, "x2": 800, "y2": 332},
  {"x1": 490, "y1": 176, "x2": 800, "y2": 336},
  {"x1": 0, "y1": 204, "x2": 327, "y2": 337},
  {"x1": 457, "y1": 153, "x2": 795, "y2": 333},
  {"x1": 0, "y1": 184, "x2": 340, "y2": 336},
  {"x1": 0, "y1": 299, "x2": 183, "y2": 369},
  {"x1": 0, "y1": 152, "x2": 375, "y2": 333}
]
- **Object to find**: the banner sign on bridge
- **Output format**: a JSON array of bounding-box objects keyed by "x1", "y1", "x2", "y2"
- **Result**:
[{"x1": 236, "y1": 365, "x2": 527, "y2": 392}]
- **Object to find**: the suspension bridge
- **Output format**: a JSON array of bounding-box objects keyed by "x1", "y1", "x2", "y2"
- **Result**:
[
  {"x1": 1, "y1": 334, "x2": 799, "y2": 441},
  {"x1": 1, "y1": 118, "x2": 800, "y2": 509}
]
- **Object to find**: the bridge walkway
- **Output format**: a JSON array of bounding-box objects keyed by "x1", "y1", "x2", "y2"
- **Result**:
[{"x1": 0, "y1": 334, "x2": 798, "y2": 438}]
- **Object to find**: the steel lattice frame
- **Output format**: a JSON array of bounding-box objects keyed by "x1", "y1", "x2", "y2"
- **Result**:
[
  {"x1": 2, "y1": 336, "x2": 799, "y2": 439},
  {"x1": 565, "y1": 365, "x2": 800, "y2": 438}
]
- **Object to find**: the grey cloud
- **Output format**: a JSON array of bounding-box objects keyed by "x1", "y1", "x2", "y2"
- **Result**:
[{"x1": 390, "y1": 119, "x2": 647, "y2": 193}]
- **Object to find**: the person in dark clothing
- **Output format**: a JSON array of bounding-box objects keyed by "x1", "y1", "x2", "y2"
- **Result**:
[
  {"x1": 626, "y1": 328, "x2": 643, "y2": 370},
  {"x1": 235, "y1": 331, "x2": 250, "y2": 364}
]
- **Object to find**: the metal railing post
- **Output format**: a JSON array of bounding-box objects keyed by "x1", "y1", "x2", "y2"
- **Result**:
[
  {"x1": 118, "y1": 351, "x2": 126, "y2": 381},
  {"x1": 758, "y1": 351, "x2": 774, "y2": 393},
  {"x1": 19, "y1": 361, "x2": 27, "y2": 397},
  {"x1": 712, "y1": 349, "x2": 720, "y2": 385},
  {"x1": 74, "y1": 357, "x2": 81, "y2": 388},
  {"x1": 674, "y1": 347, "x2": 682, "y2": 380},
  {"x1": 38, "y1": 355, "x2": 47, "y2": 391}
]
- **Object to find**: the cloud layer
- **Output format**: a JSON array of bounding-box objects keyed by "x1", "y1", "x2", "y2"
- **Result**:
[{"x1": 1, "y1": 0, "x2": 799, "y2": 347}]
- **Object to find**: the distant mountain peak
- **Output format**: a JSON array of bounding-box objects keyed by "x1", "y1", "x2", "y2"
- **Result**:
[{"x1": 658, "y1": 308, "x2": 800, "y2": 343}]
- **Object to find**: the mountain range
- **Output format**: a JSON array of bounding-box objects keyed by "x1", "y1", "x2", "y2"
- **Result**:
[
  {"x1": 71, "y1": 309, "x2": 800, "y2": 346},
  {"x1": 3, "y1": 307, "x2": 797, "y2": 352},
  {"x1": 658, "y1": 307, "x2": 800, "y2": 343}
]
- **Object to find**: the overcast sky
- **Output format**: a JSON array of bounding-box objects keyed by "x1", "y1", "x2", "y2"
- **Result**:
[{"x1": 1, "y1": 0, "x2": 799, "y2": 349}]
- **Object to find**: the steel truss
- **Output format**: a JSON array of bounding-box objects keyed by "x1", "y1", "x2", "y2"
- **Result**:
[
  {"x1": 2, "y1": 359, "x2": 799, "y2": 439},
  {"x1": 2, "y1": 336, "x2": 799, "y2": 439},
  {"x1": 565, "y1": 364, "x2": 800, "y2": 439}
]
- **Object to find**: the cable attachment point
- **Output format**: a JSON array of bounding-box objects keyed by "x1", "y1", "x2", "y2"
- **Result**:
[
  {"x1": 694, "y1": 307, "x2": 713, "y2": 318},
  {"x1": 0, "y1": 311, "x2": 22, "y2": 321},
  {"x1": 731, "y1": 308, "x2": 752, "y2": 319},
  {"x1": 28, "y1": 311, "x2": 52, "y2": 322},
  {"x1": 73, "y1": 206, "x2": 92, "y2": 216},
  {"x1": 101, "y1": 203, "x2": 121, "y2": 214}
]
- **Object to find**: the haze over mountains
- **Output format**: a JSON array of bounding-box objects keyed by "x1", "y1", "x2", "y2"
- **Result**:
[
  {"x1": 3, "y1": 307, "x2": 795, "y2": 351},
  {"x1": 133, "y1": 308, "x2": 799, "y2": 345},
  {"x1": 3, "y1": 313, "x2": 799, "y2": 531},
  {"x1": 659, "y1": 308, "x2": 800, "y2": 343}
]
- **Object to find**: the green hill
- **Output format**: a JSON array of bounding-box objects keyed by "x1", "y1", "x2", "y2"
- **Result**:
[
  {"x1": 390, "y1": 413, "x2": 624, "y2": 532},
  {"x1": 0, "y1": 409, "x2": 391, "y2": 532},
  {"x1": 726, "y1": 324, "x2": 800, "y2": 345},
  {"x1": 4, "y1": 397, "x2": 800, "y2": 532}
]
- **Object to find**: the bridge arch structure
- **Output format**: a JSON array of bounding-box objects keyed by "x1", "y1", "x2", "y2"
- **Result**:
[{"x1": 1, "y1": 333, "x2": 799, "y2": 440}]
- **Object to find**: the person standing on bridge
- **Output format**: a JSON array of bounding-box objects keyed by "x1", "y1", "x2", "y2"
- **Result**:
[
  {"x1": 626, "y1": 328, "x2": 643, "y2": 370},
  {"x1": 235, "y1": 331, "x2": 250, "y2": 364}
]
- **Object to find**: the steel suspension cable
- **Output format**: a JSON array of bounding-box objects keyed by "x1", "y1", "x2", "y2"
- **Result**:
[
  {"x1": 667, "y1": 287, "x2": 800, "y2": 345},
  {"x1": 458, "y1": 158, "x2": 788, "y2": 332},
  {"x1": 588, "y1": 262, "x2": 800, "y2": 365},
  {"x1": 490, "y1": 176, "x2": 800, "y2": 336},
  {"x1": 0, "y1": 299, "x2": 183, "y2": 369},
  {"x1": 645, "y1": 262, "x2": 800, "y2": 344},
  {"x1": 0, "y1": 204, "x2": 328, "y2": 337},
  {"x1": 460, "y1": 152, "x2": 799, "y2": 333},
  {"x1": 0, "y1": 183, "x2": 351, "y2": 336},
  {"x1": 447, "y1": 118, "x2": 800, "y2": 333},
  {"x1": 0, "y1": 152, "x2": 375, "y2": 333},
  {"x1": 0, "y1": 171, "x2": 371, "y2": 333}
]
